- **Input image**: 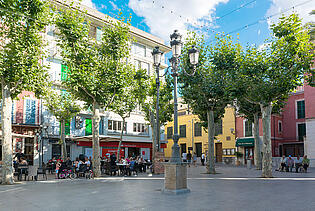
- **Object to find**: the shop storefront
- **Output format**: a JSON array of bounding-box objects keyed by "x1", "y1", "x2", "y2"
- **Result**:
[{"x1": 236, "y1": 137, "x2": 255, "y2": 165}]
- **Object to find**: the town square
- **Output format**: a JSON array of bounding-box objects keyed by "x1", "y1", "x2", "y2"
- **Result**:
[{"x1": 0, "y1": 0, "x2": 315, "y2": 210}]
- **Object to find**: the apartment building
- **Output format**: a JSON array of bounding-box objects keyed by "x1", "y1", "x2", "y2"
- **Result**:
[{"x1": 38, "y1": 0, "x2": 171, "y2": 163}]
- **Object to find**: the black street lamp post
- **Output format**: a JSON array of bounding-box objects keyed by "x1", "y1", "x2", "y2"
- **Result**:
[
  {"x1": 152, "y1": 46, "x2": 163, "y2": 152},
  {"x1": 162, "y1": 30, "x2": 199, "y2": 193}
]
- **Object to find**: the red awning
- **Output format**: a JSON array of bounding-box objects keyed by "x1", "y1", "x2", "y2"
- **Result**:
[{"x1": 77, "y1": 141, "x2": 166, "y2": 148}]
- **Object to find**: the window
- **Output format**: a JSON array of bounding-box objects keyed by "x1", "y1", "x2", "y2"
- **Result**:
[
  {"x1": 132, "y1": 42, "x2": 146, "y2": 57},
  {"x1": 85, "y1": 118, "x2": 92, "y2": 136},
  {"x1": 141, "y1": 62, "x2": 150, "y2": 75},
  {"x1": 108, "y1": 120, "x2": 127, "y2": 132},
  {"x1": 194, "y1": 123, "x2": 202, "y2": 137},
  {"x1": 297, "y1": 100, "x2": 305, "y2": 119},
  {"x1": 178, "y1": 111, "x2": 186, "y2": 116},
  {"x1": 61, "y1": 64, "x2": 69, "y2": 81},
  {"x1": 278, "y1": 121, "x2": 282, "y2": 133},
  {"x1": 226, "y1": 136, "x2": 231, "y2": 141},
  {"x1": 297, "y1": 123, "x2": 306, "y2": 141},
  {"x1": 179, "y1": 125, "x2": 186, "y2": 138},
  {"x1": 96, "y1": 27, "x2": 102, "y2": 41},
  {"x1": 244, "y1": 120, "x2": 253, "y2": 137},
  {"x1": 167, "y1": 127, "x2": 173, "y2": 139},
  {"x1": 133, "y1": 123, "x2": 148, "y2": 133},
  {"x1": 180, "y1": 144, "x2": 187, "y2": 154},
  {"x1": 25, "y1": 99, "x2": 36, "y2": 124},
  {"x1": 215, "y1": 119, "x2": 223, "y2": 136}
]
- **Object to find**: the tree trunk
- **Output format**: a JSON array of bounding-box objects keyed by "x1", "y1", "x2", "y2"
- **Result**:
[
  {"x1": 117, "y1": 117, "x2": 125, "y2": 159},
  {"x1": 60, "y1": 119, "x2": 67, "y2": 161},
  {"x1": 1, "y1": 80, "x2": 14, "y2": 184},
  {"x1": 253, "y1": 112, "x2": 262, "y2": 170},
  {"x1": 206, "y1": 110, "x2": 215, "y2": 174},
  {"x1": 260, "y1": 103, "x2": 273, "y2": 178},
  {"x1": 92, "y1": 102, "x2": 101, "y2": 177}
]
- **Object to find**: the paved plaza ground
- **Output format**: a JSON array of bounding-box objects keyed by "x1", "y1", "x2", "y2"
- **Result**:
[{"x1": 1, "y1": 165, "x2": 315, "y2": 211}]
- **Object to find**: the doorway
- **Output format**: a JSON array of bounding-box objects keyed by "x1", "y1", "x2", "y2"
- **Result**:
[
  {"x1": 128, "y1": 147, "x2": 140, "y2": 158},
  {"x1": 195, "y1": 143, "x2": 202, "y2": 157},
  {"x1": 215, "y1": 143, "x2": 223, "y2": 163},
  {"x1": 24, "y1": 138, "x2": 34, "y2": 165},
  {"x1": 180, "y1": 143, "x2": 187, "y2": 155}
]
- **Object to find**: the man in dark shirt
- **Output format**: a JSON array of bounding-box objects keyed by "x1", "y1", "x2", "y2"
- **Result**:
[{"x1": 14, "y1": 149, "x2": 24, "y2": 163}]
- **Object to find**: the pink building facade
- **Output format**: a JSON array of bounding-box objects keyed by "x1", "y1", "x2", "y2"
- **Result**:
[{"x1": 236, "y1": 84, "x2": 315, "y2": 163}]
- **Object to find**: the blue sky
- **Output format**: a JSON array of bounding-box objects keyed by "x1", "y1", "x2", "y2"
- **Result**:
[{"x1": 81, "y1": 0, "x2": 314, "y2": 47}]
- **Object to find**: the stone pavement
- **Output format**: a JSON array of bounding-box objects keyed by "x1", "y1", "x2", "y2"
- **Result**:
[{"x1": 1, "y1": 165, "x2": 315, "y2": 211}]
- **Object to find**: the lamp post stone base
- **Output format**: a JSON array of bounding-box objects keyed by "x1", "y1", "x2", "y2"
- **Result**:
[{"x1": 162, "y1": 162, "x2": 190, "y2": 194}]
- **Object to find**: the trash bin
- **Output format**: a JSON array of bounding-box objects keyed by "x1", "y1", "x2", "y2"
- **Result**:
[{"x1": 247, "y1": 159, "x2": 252, "y2": 169}]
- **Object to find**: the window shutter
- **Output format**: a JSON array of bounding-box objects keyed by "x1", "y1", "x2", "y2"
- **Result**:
[{"x1": 85, "y1": 118, "x2": 92, "y2": 136}]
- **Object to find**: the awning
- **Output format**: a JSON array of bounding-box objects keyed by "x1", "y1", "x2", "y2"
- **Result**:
[
  {"x1": 236, "y1": 138, "x2": 255, "y2": 147},
  {"x1": 0, "y1": 131, "x2": 34, "y2": 138}
]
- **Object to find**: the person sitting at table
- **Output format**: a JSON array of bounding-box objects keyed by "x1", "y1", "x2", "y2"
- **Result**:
[
  {"x1": 14, "y1": 149, "x2": 24, "y2": 163},
  {"x1": 129, "y1": 158, "x2": 137, "y2": 176},
  {"x1": 19, "y1": 157, "x2": 28, "y2": 165},
  {"x1": 65, "y1": 157, "x2": 72, "y2": 168},
  {"x1": 84, "y1": 157, "x2": 91, "y2": 167}
]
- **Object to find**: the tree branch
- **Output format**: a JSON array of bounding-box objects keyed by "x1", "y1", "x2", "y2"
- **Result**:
[
  {"x1": 80, "y1": 86, "x2": 95, "y2": 102},
  {"x1": 10, "y1": 79, "x2": 23, "y2": 93},
  {"x1": 104, "y1": 88, "x2": 116, "y2": 110}
]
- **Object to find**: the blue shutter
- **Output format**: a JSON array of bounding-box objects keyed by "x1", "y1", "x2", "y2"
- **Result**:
[
  {"x1": 99, "y1": 117, "x2": 104, "y2": 135},
  {"x1": 25, "y1": 99, "x2": 36, "y2": 124}
]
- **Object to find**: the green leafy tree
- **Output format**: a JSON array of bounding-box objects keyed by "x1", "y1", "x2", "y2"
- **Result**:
[
  {"x1": 234, "y1": 14, "x2": 313, "y2": 178},
  {"x1": 179, "y1": 33, "x2": 240, "y2": 174},
  {"x1": 136, "y1": 71, "x2": 173, "y2": 160},
  {"x1": 55, "y1": 5, "x2": 132, "y2": 177},
  {"x1": 0, "y1": 0, "x2": 50, "y2": 184},
  {"x1": 110, "y1": 69, "x2": 143, "y2": 159},
  {"x1": 43, "y1": 90, "x2": 80, "y2": 161}
]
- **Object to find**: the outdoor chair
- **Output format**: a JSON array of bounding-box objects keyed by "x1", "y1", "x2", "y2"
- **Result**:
[
  {"x1": 37, "y1": 166, "x2": 47, "y2": 180},
  {"x1": 77, "y1": 164, "x2": 87, "y2": 178},
  {"x1": 27, "y1": 166, "x2": 38, "y2": 181}
]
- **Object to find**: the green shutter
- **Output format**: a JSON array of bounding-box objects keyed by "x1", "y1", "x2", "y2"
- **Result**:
[
  {"x1": 85, "y1": 118, "x2": 92, "y2": 136},
  {"x1": 297, "y1": 101, "x2": 305, "y2": 119},
  {"x1": 61, "y1": 64, "x2": 69, "y2": 81},
  {"x1": 65, "y1": 121, "x2": 70, "y2": 135}
]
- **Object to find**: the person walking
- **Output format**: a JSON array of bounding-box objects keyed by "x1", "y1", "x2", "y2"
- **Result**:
[
  {"x1": 187, "y1": 151, "x2": 192, "y2": 167},
  {"x1": 182, "y1": 152, "x2": 187, "y2": 163},
  {"x1": 193, "y1": 152, "x2": 197, "y2": 166},
  {"x1": 201, "y1": 153, "x2": 205, "y2": 166},
  {"x1": 302, "y1": 155, "x2": 310, "y2": 173}
]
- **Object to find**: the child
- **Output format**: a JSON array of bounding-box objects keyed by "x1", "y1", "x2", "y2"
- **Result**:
[{"x1": 56, "y1": 161, "x2": 61, "y2": 179}]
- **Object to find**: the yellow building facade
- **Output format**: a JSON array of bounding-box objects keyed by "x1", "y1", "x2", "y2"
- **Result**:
[{"x1": 164, "y1": 101, "x2": 236, "y2": 163}]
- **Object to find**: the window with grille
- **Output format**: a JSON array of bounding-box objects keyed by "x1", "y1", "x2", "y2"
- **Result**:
[
  {"x1": 167, "y1": 127, "x2": 173, "y2": 139},
  {"x1": 194, "y1": 123, "x2": 202, "y2": 137},
  {"x1": 297, "y1": 123, "x2": 306, "y2": 141},
  {"x1": 179, "y1": 125, "x2": 186, "y2": 138},
  {"x1": 245, "y1": 120, "x2": 253, "y2": 137},
  {"x1": 297, "y1": 100, "x2": 305, "y2": 119},
  {"x1": 215, "y1": 119, "x2": 223, "y2": 136}
]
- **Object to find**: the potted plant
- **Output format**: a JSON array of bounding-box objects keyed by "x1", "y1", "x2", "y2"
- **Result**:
[{"x1": 235, "y1": 151, "x2": 243, "y2": 166}]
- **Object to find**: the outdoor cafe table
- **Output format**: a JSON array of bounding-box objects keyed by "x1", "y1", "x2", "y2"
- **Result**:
[
  {"x1": 17, "y1": 165, "x2": 28, "y2": 181},
  {"x1": 116, "y1": 163, "x2": 128, "y2": 176}
]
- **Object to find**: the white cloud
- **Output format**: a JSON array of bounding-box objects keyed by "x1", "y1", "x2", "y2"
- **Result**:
[
  {"x1": 109, "y1": 1, "x2": 118, "y2": 10},
  {"x1": 266, "y1": 0, "x2": 315, "y2": 26},
  {"x1": 128, "y1": 0, "x2": 229, "y2": 41},
  {"x1": 75, "y1": 0, "x2": 96, "y2": 9}
]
